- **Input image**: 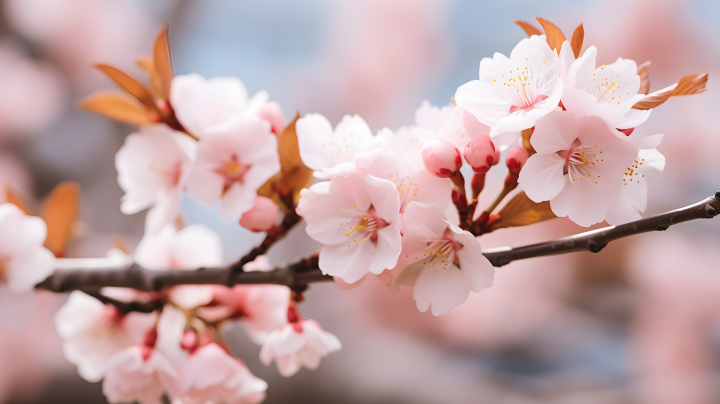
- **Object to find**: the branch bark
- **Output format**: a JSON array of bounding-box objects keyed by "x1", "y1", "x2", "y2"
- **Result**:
[{"x1": 36, "y1": 191, "x2": 720, "y2": 294}]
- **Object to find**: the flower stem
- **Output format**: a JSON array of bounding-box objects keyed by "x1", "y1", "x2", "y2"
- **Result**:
[{"x1": 485, "y1": 186, "x2": 511, "y2": 214}]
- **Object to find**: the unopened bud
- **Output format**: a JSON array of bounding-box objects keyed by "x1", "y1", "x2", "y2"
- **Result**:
[
  {"x1": 257, "y1": 101, "x2": 286, "y2": 135},
  {"x1": 180, "y1": 330, "x2": 198, "y2": 352},
  {"x1": 464, "y1": 136, "x2": 496, "y2": 174},
  {"x1": 240, "y1": 196, "x2": 279, "y2": 232},
  {"x1": 143, "y1": 329, "x2": 158, "y2": 348},
  {"x1": 506, "y1": 146, "x2": 529, "y2": 174},
  {"x1": 421, "y1": 141, "x2": 462, "y2": 178}
]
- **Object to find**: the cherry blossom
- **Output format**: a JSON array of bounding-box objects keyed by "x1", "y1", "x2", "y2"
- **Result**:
[
  {"x1": 605, "y1": 135, "x2": 665, "y2": 224},
  {"x1": 259, "y1": 306, "x2": 341, "y2": 377},
  {"x1": 387, "y1": 202, "x2": 495, "y2": 316},
  {"x1": 463, "y1": 135, "x2": 496, "y2": 174},
  {"x1": 115, "y1": 125, "x2": 195, "y2": 234},
  {"x1": 297, "y1": 172, "x2": 402, "y2": 284},
  {"x1": 518, "y1": 111, "x2": 639, "y2": 227},
  {"x1": 296, "y1": 113, "x2": 385, "y2": 179},
  {"x1": 170, "y1": 73, "x2": 269, "y2": 138},
  {"x1": 55, "y1": 291, "x2": 157, "y2": 382},
  {"x1": 102, "y1": 345, "x2": 178, "y2": 404},
  {"x1": 176, "y1": 343, "x2": 267, "y2": 404},
  {"x1": 421, "y1": 140, "x2": 462, "y2": 178},
  {"x1": 184, "y1": 117, "x2": 280, "y2": 222},
  {"x1": 455, "y1": 35, "x2": 562, "y2": 140},
  {"x1": 561, "y1": 46, "x2": 650, "y2": 132},
  {"x1": 0, "y1": 203, "x2": 54, "y2": 328}
]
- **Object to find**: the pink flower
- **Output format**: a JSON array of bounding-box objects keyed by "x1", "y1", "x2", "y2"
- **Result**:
[
  {"x1": 463, "y1": 136, "x2": 496, "y2": 174},
  {"x1": 455, "y1": 35, "x2": 563, "y2": 140},
  {"x1": 198, "y1": 285, "x2": 291, "y2": 345},
  {"x1": 102, "y1": 346, "x2": 178, "y2": 404},
  {"x1": 605, "y1": 135, "x2": 665, "y2": 225},
  {"x1": 54, "y1": 291, "x2": 157, "y2": 382},
  {"x1": 256, "y1": 101, "x2": 285, "y2": 135},
  {"x1": 177, "y1": 343, "x2": 267, "y2": 404},
  {"x1": 561, "y1": 46, "x2": 650, "y2": 132},
  {"x1": 296, "y1": 113, "x2": 385, "y2": 179},
  {"x1": 115, "y1": 125, "x2": 195, "y2": 234},
  {"x1": 420, "y1": 140, "x2": 462, "y2": 178},
  {"x1": 260, "y1": 318, "x2": 341, "y2": 377},
  {"x1": 297, "y1": 173, "x2": 402, "y2": 284},
  {"x1": 184, "y1": 117, "x2": 280, "y2": 222},
  {"x1": 518, "y1": 111, "x2": 639, "y2": 227},
  {"x1": 389, "y1": 202, "x2": 495, "y2": 316},
  {"x1": 0, "y1": 203, "x2": 54, "y2": 328},
  {"x1": 170, "y1": 74, "x2": 269, "y2": 139},
  {"x1": 239, "y1": 196, "x2": 279, "y2": 232}
]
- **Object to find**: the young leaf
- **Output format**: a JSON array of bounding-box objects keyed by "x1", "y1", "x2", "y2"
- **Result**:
[
  {"x1": 153, "y1": 25, "x2": 175, "y2": 101},
  {"x1": 490, "y1": 192, "x2": 555, "y2": 231},
  {"x1": 536, "y1": 17, "x2": 566, "y2": 54},
  {"x1": 632, "y1": 73, "x2": 708, "y2": 110},
  {"x1": 5, "y1": 188, "x2": 33, "y2": 215},
  {"x1": 570, "y1": 23, "x2": 584, "y2": 58},
  {"x1": 514, "y1": 20, "x2": 542, "y2": 37},
  {"x1": 42, "y1": 182, "x2": 80, "y2": 257},
  {"x1": 94, "y1": 64, "x2": 159, "y2": 113},
  {"x1": 79, "y1": 91, "x2": 153, "y2": 125},
  {"x1": 136, "y1": 56, "x2": 165, "y2": 100},
  {"x1": 637, "y1": 61, "x2": 651, "y2": 95}
]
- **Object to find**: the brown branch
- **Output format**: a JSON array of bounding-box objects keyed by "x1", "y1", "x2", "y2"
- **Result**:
[{"x1": 36, "y1": 191, "x2": 720, "y2": 297}]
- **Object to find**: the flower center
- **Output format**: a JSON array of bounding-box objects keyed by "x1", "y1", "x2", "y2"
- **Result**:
[
  {"x1": 415, "y1": 229, "x2": 460, "y2": 271},
  {"x1": 217, "y1": 155, "x2": 250, "y2": 188},
  {"x1": 341, "y1": 207, "x2": 385, "y2": 246},
  {"x1": 559, "y1": 139, "x2": 604, "y2": 184},
  {"x1": 623, "y1": 157, "x2": 645, "y2": 185},
  {"x1": 501, "y1": 65, "x2": 549, "y2": 113},
  {"x1": 586, "y1": 66, "x2": 624, "y2": 105}
]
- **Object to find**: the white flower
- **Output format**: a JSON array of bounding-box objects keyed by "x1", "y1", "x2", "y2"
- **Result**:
[
  {"x1": 297, "y1": 173, "x2": 402, "y2": 284},
  {"x1": 184, "y1": 117, "x2": 280, "y2": 222},
  {"x1": 296, "y1": 113, "x2": 385, "y2": 179},
  {"x1": 605, "y1": 135, "x2": 665, "y2": 224},
  {"x1": 260, "y1": 319, "x2": 341, "y2": 377},
  {"x1": 170, "y1": 73, "x2": 268, "y2": 139},
  {"x1": 562, "y1": 46, "x2": 650, "y2": 131},
  {"x1": 102, "y1": 346, "x2": 178, "y2": 404},
  {"x1": 388, "y1": 202, "x2": 494, "y2": 316},
  {"x1": 115, "y1": 125, "x2": 195, "y2": 234},
  {"x1": 455, "y1": 35, "x2": 563, "y2": 140},
  {"x1": 54, "y1": 291, "x2": 157, "y2": 382},
  {"x1": 177, "y1": 343, "x2": 267, "y2": 404},
  {"x1": 518, "y1": 111, "x2": 640, "y2": 227},
  {"x1": 0, "y1": 203, "x2": 54, "y2": 328}
]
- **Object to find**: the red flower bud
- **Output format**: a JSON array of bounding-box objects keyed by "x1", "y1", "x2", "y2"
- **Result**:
[
  {"x1": 506, "y1": 146, "x2": 529, "y2": 174},
  {"x1": 421, "y1": 141, "x2": 462, "y2": 178},
  {"x1": 463, "y1": 136, "x2": 496, "y2": 174}
]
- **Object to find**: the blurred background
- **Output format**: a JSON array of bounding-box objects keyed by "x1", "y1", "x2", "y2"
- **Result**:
[{"x1": 1, "y1": 0, "x2": 720, "y2": 403}]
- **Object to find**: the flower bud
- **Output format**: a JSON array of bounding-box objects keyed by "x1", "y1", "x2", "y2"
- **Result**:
[
  {"x1": 463, "y1": 136, "x2": 496, "y2": 174},
  {"x1": 239, "y1": 196, "x2": 279, "y2": 232},
  {"x1": 506, "y1": 146, "x2": 529, "y2": 174},
  {"x1": 257, "y1": 101, "x2": 286, "y2": 135},
  {"x1": 421, "y1": 141, "x2": 462, "y2": 178}
]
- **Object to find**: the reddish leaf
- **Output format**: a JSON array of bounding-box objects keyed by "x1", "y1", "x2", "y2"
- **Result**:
[
  {"x1": 79, "y1": 91, "x2": 153, "y2": 125},
  {"x1": 514, "y1": 20, "x2": 542, "y2": 37},
  {"x1": 490, "y1": 192, "x2": 556, "y2": 231},
  {"x1": 570, "y1": 23, "x2": 584, "y2": 58},
  {"x1": 136, "y1": 56, "x2": 165, "y2": 100},
  {"x1": 632, "y1": 73, "x2": 708, "y2": 110},
  {"x1": 94, "y1": 64, "x2": 159, "y2": 113},
  {"x1": 153, "y1": 25, "x2": 175, "y2": 101},
  {"x1": 42, "y1": 182, "x2": 80, "y2": 257},
  {"x1": 637, "y1": 61, "x2": 651, "y2": 95},
  {"x1": 536, "y1": 17, "x2": 566, "y2": 54}
]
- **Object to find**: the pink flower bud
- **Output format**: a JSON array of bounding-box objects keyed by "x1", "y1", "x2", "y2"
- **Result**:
[
  {"x1": 493, "y1": 149, "x2": 501, "y2": 166},
  {"x1": 239, "y1": 196, "x2": 279, "y2": 232},
  {"x1": 180, "y1": 330, "x2": 198, "y2": 352},
  {"x1": 506, "y1": 146, "x2": 529, "y2": 174},
  {"x1": 257, "y1": 101, "x2": 286, "y2": 135},
  {"x1": 463, "y1": 136, "x2": 496, "y2": 174},
  {"x1": 421, "y1": 141, "x2": 462, "y2": 178}
]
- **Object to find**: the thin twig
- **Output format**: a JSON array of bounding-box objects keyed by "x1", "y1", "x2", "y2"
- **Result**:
[{"x1": 36, "y1": 191, "x2": 720, "y2": 296}]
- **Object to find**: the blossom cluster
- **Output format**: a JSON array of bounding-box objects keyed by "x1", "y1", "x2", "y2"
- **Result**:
[{"x1": 0, "y1": 18, "x2": 708, "y2": 404}]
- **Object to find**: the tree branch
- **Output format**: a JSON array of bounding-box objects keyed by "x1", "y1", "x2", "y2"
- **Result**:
[{"x1": 36, "y1": 191, "x2": 720, "y2": 295}]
